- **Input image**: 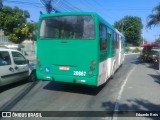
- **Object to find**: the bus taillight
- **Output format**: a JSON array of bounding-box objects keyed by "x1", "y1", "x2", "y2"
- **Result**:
[
  {"x1": 88, "y1": 60, "x2": 96, "y2": 76},
  {"x1": 91, "y1": 60, "x2": 96, "y2": 70},
  {"x1": 90, "y1": 66, "x2": 95, "y2": 70},
  {"x1": 92, "y1": 61, "x2": 96, "y2": 65}
]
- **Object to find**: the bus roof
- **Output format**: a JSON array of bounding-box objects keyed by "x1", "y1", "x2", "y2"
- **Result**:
[{"x1": 39, "y1": 12, "x2": 98, "y2": 20}]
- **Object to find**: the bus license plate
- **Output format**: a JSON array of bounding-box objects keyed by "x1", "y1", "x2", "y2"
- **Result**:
[{"x1": 59, "y1": 66, "x2": 70, "y2": 70}]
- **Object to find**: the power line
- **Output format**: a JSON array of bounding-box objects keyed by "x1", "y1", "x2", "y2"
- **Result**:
[
  {"x1": 55, "y1": 3, "x2": 71, "y2": 12},
  {"x1": 56, "y1": 0, "x2": 82, "y2": 12},
  {"x1": 3, "y1": 0, "x2": 44, "y2": 8},
  {"x1": 59, "y1": 0, "x2": 77, "y2": 11},
  {"x1": 3, "y1": 0, "x2": 153, "y2": 11},
  {"x1": 4, "y1": 0, "x2": 41, "y2": 5},
  {"x1": 76, "y1": 0, "x2": 118, "y2": 21}
]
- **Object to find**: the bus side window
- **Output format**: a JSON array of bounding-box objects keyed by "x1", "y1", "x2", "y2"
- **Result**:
[
  {"x1": 121, "y1": 37, "x2": 124, "y2": 49},
  {"x1": 99, "y1": 24, "x2": 107, "y2": 50},
  {"x1": 112, "y1": 32, "x2": 118, "y2": 49},
  {"x1": 116, "y1": 33, "x2": 118, "y2": 49}
]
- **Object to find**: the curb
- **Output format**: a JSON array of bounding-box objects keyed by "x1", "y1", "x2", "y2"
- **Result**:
[{"x1": 125, "y1": 53, "x2": 140, "y2": 55}]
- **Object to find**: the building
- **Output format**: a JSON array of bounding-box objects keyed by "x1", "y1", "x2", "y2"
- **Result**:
[{"x1": 0, "y1": 31, "x2": 9, "y2": 43}]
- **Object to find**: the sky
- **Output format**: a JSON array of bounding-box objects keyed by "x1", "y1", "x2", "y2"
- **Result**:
[{"x1": 3, "y1": 0, "x2": 160, "y2": 42}]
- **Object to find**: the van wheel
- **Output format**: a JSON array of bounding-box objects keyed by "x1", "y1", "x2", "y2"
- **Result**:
[{"x1": 28, "y1": 70, "x2": 37, "y2": 82}]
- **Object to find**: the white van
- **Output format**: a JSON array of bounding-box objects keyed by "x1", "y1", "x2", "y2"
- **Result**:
[{"x1": 0, "y1": 47, "x2": 35, "y2": 87}]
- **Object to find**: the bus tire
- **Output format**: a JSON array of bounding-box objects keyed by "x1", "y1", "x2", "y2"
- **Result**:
[{"x1": 28, "y1": 70, "x2": 37, "y2": 82}]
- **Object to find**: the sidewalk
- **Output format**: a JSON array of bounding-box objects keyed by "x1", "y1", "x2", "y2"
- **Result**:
[{"x1": 115, "y1": 62, "x2": 160, "y2": 119}]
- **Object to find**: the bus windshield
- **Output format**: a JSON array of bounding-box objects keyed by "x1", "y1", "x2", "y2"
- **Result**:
[{"x1": 39, "y1": 15, "x2": 95, "y2": 40}]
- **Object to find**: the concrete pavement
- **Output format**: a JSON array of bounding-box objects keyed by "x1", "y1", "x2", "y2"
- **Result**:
[
  {"x1": 24, "y1": 53, "x2": 160, "y2": 119},
  {"x1": 114, "y1": 61, "x2": 160, "y2": 120}
]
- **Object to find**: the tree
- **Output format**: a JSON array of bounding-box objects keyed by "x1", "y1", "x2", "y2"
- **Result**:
[
  {"x1": 0, "y1": 5, "x2": 37, "y2": 43},
  {"x1": 114, "y1": 16, "x2": 143, "y2": 46},
  {"x1": 23, "y1": 10, "x2": 30, "y2": 19},
  {"x1": 25, "y1": 22, "x2": 38, "y2": 40},
  {"x1": 146, "y1": 3, "x2": 160, "y2": 29},
  {"x1": 155, "y1": 37, "x2": 160, "y2": 43}
]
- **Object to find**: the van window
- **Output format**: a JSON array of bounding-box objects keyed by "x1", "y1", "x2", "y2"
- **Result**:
[
  {"x1": 12, "y1": 52, "x2": 26, "y2": 65},
  {"x1": 0, "y1": 51, "x2": 11, "y2": 66}
]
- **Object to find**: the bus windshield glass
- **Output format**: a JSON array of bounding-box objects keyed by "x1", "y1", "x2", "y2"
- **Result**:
[{"x1": 39, "y1": 15, "x2": 95, "y2": 40}]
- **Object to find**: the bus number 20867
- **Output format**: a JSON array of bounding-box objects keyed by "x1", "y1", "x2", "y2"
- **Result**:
[{"x1": 73, "y1": 71, "x2": 86, "y2": 76}]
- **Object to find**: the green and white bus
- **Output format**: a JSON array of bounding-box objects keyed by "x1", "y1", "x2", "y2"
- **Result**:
[{"x1": 36, "y1": 12, "x2": 125, "y2": 87}]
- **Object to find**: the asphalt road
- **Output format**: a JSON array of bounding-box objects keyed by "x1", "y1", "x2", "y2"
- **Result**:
[{"x1": 1, "y1": 54, "x2": 141, "y2": 120}]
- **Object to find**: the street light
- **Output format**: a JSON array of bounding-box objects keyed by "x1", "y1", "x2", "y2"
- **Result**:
[{"x1": 142, "y1": 29, "x2": 145, "y2": 44}]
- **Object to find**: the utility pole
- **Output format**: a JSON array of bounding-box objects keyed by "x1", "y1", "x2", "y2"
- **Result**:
[
  {"x1": 0, "y1": 0, "x2": 3, "y2": 10},
  {"x1": 142, "y1": 29, "x2": 144, "y2": 44},
  {"x1": 39, "y1": 0, "x2": 60, "y2": 13},
  {"x1": 121, "y1": 22, "x2": 124, "y2": 34}
]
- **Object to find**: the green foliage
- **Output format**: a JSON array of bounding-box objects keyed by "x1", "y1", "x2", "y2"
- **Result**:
[
  {"x1": 23, "y1": 10, "x2": 30, "y2": 18},
  {"x1": 155, "y1": 37, "x2": 160, "y2": 43},
  {"x1": 146, "y1": 3, "x2": 160, "y2": 29},
  {"x1": 114, "y1": 16, "x2": 143, "y2": 46},
  {"x1": 0, "y1": 5, "x2": 37, "y2": 43},
  {"x1": 125, "y1": 47, "x2": 131, "y2": 53},
  {"x1": 132, "y1": 47, "x2": 140, "y2": 53}
]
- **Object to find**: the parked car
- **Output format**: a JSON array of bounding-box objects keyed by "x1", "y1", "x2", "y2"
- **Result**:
[{"x1": 0, "y1": 47, "x2": 36, "y2": 87}]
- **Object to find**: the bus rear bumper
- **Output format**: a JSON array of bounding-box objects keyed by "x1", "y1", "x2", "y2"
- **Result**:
[{"x1": 37, "y1": 72, "x2": 98, "y2": 86}]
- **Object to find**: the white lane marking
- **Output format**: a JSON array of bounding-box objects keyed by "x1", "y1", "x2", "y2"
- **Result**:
[{"x1": 112, "y1": 65, "x2": 137, "y2": 120}]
